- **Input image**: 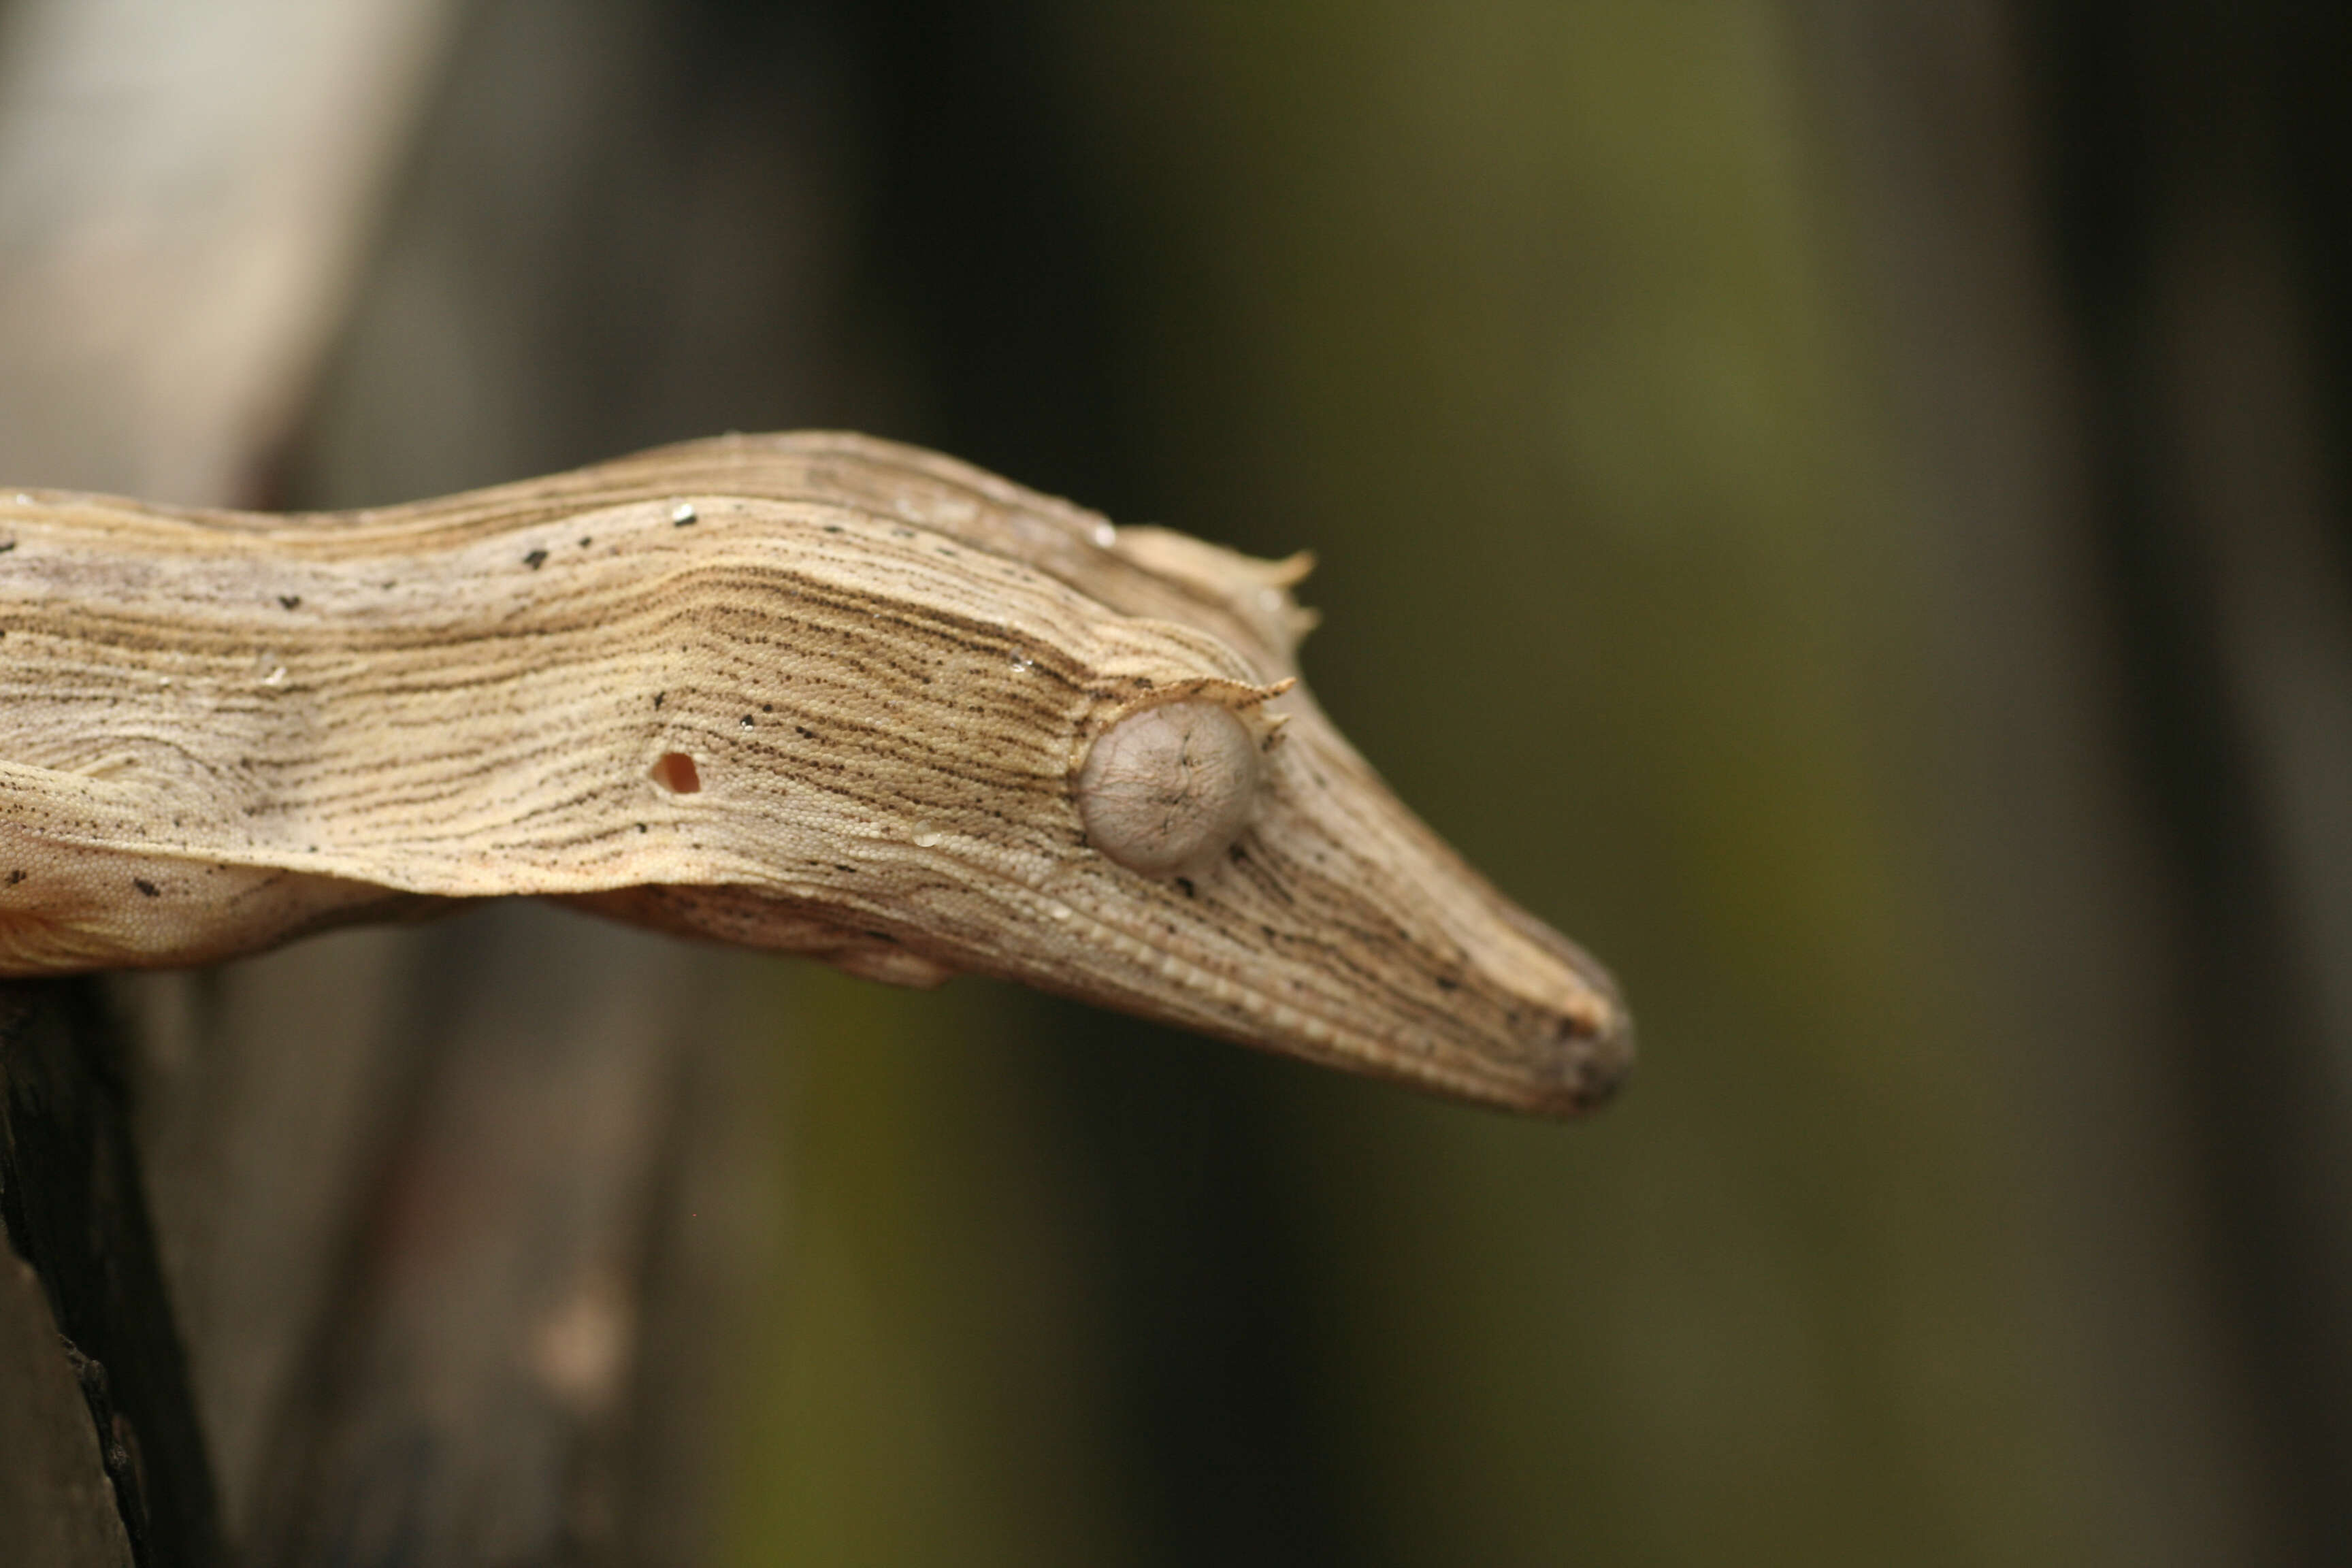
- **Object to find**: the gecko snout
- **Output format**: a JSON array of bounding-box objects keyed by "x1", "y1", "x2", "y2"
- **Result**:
[
  {"x1": 1474, "y1": 897, "x2": 1634, "y2": 1115},
  {"x1": 1526, "y1": 973, "x2": 1635, "y2": 1114}
]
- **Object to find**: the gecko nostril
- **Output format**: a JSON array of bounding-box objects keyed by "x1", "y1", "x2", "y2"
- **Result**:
[{"x1": 650, "y1": 752, "x2": 702, "y2": 794}]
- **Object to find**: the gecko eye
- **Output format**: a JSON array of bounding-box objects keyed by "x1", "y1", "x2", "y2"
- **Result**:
[{"x1": 1075, "y1": 700, "x2": 1261, "y2": 876}]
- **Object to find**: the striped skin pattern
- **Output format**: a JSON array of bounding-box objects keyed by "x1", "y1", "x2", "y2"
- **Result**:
[{"x1": 0, "y1": 433, "x2": 1629, "y2": 1115}]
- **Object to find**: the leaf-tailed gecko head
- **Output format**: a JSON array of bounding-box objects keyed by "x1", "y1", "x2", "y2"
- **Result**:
[
  {"x1": 565, "y1": 434, "x2": 1633, "y2": 1117},
  {"x1": 0, "y1": 431, "x2": 1618, "y2": 1115}
]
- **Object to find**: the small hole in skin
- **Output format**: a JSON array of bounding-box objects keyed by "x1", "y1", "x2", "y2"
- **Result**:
[{"x1": 651, "y1": 752, "x2": 702, "y2": 794}]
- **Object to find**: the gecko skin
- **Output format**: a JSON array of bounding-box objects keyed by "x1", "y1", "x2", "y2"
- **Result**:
[{"x1": 0, "y1": 432, "x2": 1629, "y2": 1115}]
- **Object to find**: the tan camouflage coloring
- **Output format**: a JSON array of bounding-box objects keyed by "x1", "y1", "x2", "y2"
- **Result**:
[{"x1": 0, "y1": 433, "x2": 1629, "y2": 1115}]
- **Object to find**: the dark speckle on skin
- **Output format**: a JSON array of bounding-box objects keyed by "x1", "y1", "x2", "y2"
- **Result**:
[
  {"x1": 523, "y1": 549, "x2": 549, "y2": 570},
  {"x1": 796, "y1": 725, "x2": 815, "y2": 740},
  {"x1": 653, "y1": 692, "x2": 666, "y2": 708},
  {"x1": 279, "y1": 594, "x2": 301, "y2": 610},
  {"x1": 740, "y1": 715, "x2": 755, "y2": 729},
  {"x1": 5, "y1": 869, "x2": 22, "y2": 885},
  {"x1": 133, "y1": 879, "x2": 159, "y2": 898},
  {"x1": 1175, "y1": 877, "x2": 1196, "y2": 899},
  {"x1": 0, "y1": 540, "x2": 16, "y2": 553}
]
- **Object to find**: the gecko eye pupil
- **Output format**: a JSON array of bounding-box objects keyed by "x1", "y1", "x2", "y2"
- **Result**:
[{"x1": 1075, "y1": 701, "x2": 1260, "y2": 876}]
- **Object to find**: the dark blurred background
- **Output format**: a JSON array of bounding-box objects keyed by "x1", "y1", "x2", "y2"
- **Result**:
[{"x1": 5, "y1": 1, "x2": 2351, "y2": 1564}]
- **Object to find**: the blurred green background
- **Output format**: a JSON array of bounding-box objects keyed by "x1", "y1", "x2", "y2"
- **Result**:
[{"x1": 44, "y1": 0, "x2": 2350, "y2": 1562}]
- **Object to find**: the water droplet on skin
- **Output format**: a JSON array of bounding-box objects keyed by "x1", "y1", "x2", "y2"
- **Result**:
[
  {"x1": 671, "y1": 502, "x2": 698, "y2": 526},
  {"x1": 11, "y1": 494, "x2": 26, "y2": 505},
  {"x1": 913, "y1": 831, "x2": 943, "y2": 849},
  {"x1": 1046, "y1": 902, "x2": 1073, "y2": 921},
  {"x1": 261, "y1": 666, "x2": 287, "y2": 687},
  {"x1": 1009, "y1": 653, "x2": 1034, "y2": 675},
  {"x1": 1091, "y1": 523, "x2": 1115, "y2": 549}
]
